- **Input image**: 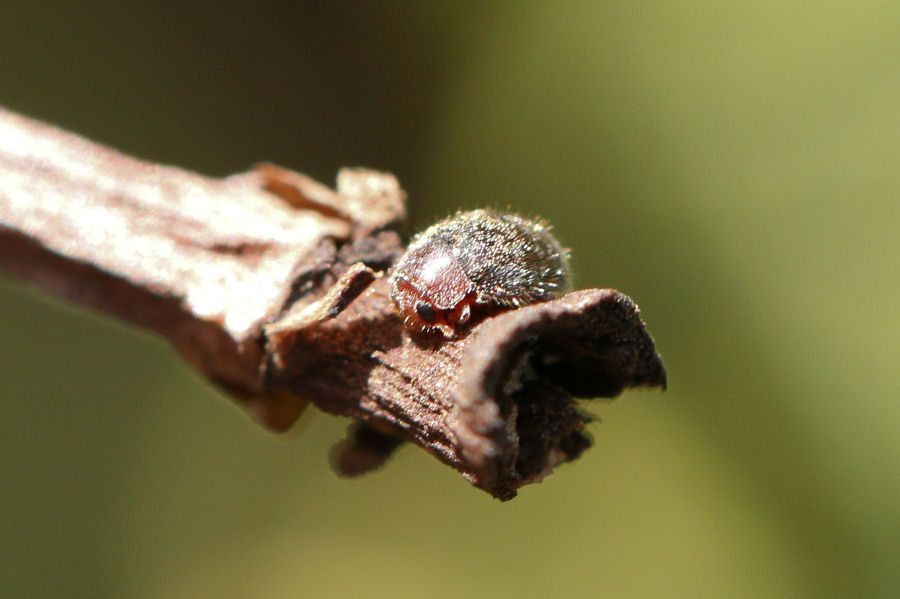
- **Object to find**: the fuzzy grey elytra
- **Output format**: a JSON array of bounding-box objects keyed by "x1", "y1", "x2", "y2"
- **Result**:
[{"x1": 390, "y1": 209, "x2": 570, "y2": 337}]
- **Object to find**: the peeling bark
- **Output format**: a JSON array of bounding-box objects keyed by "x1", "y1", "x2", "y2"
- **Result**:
[{"x1": 0, "y1": 107, "x2": 665, "y2": 499}]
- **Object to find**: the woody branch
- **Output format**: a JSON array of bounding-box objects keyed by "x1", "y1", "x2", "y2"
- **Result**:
[{"x1": 0, "y1": 107, "x2": 665, "y2": 500}]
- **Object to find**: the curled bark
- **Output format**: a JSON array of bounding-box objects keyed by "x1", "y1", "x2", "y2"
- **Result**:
[{"x1": 0, "y1": 107, "x2": 665, "y2": 499}]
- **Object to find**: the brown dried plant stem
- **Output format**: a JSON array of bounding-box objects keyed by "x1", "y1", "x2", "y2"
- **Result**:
[{"x1": 0, "y1": 107, "x2": 665, "y2": 500}]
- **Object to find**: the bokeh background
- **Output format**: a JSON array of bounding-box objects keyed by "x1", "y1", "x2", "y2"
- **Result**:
[{"x1": 2, "y1": 2, "x2": 898, "y2": 597}]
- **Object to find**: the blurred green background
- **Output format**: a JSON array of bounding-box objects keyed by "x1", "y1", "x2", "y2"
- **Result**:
[{"x1": 1, "y1": 2, "x2": 898, "y2": 597}]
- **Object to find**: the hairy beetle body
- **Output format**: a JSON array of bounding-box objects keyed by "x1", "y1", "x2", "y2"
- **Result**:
[{"x1": 390, "y1": 209, "x2": 569, "y2": 336}]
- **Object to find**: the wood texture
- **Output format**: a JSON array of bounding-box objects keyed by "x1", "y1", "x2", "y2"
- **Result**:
[{"x1": 0, "y1": 107, "x2": 665, "y2": 499}]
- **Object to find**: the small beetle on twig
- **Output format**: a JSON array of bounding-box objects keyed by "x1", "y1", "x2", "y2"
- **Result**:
[{"x1": 390, "y1": 209, "x2": 570, "y2": 336}]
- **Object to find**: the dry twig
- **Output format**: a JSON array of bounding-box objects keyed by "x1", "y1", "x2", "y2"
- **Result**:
[{"x1": 0, "y1": 107, "x2": 665, "y2": 499}]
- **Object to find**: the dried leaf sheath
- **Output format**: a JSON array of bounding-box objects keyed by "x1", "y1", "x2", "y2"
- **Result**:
[
  {"x1": 267, "y1": 275, "x2": 665, "y2": 499},
  {"x1": 0, "y1": 107, "x2": 665, "y2": 499}
]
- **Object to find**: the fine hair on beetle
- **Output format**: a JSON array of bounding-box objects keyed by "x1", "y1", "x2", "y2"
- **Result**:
[{"x1": 390, "y1": 208, "x2": 571, "y2": 337}]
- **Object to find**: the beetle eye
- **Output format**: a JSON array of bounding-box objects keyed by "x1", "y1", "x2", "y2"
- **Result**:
[{"x1": 416, "y1": 302, "x2": 436, "y2": 323}]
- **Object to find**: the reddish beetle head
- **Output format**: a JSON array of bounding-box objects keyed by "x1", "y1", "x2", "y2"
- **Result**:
[{"x1": 391, "y1": 245, "x2": 476, "y2": 336}]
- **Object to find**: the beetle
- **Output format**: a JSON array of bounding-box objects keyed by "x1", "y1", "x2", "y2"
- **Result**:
[{"x1": 390, "y1": 209, "x2": 570, "y2": 336}]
